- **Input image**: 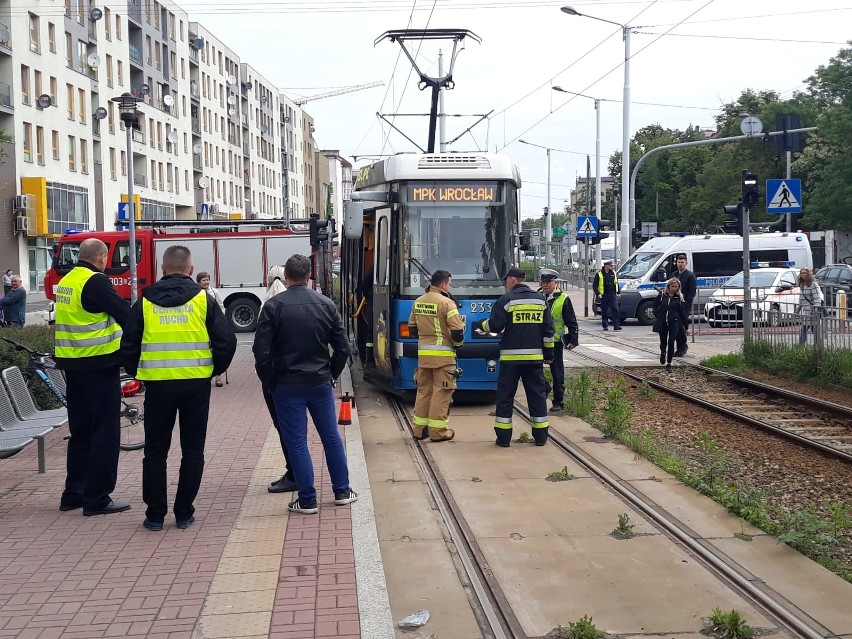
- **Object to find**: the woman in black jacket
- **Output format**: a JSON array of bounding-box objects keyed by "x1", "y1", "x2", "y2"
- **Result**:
[{"x1": 653, "y1": 278, "x2": 688, "y2": 372}]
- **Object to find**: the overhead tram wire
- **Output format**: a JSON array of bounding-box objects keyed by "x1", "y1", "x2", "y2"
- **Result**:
[
  {"x1": 636, "y1": 32, "x2": 848, "y2": 45},
  {"x1": 497, "y1": 0, "x2": 717, "y2": 151},
  {"x1": 641, "y1": 6, "x2": 852, "y2": 27}
]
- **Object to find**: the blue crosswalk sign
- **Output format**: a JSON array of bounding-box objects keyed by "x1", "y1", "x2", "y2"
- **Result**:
[
  {"x1": 766, "y1": 179, "x2": 802, "y2": 214},
  {"x1": 576, "y1": 216, "x2": 599, "y2": 238}
]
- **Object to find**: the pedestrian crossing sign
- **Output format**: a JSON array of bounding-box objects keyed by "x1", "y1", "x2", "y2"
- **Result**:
[
  {"x1": 576, "y1": 216, "x2": 599, "y2": 238},
  {"x1": 766, "y1": 179, "x2": 802, "y2": 214}
]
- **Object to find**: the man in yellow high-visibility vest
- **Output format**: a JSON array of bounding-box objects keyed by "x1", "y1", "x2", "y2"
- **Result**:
[
  {"x1": 121, "y1": 245, "x2": 236, "y2": 531},
  {"x1": 56, "y1": 238, "x2": 131, "y2": 516}
]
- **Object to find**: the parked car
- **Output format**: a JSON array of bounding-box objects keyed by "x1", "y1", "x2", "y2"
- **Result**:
[
  {"x1": 815, "y1": 262, "x2": 852, "y2": 307},
  {"x1": 704, "y1": 267, "x2": 800, "y2": 327}
]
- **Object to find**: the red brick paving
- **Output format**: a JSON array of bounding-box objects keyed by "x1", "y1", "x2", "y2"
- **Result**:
[{"x1": 0, "y1": 347, "x2": 361, "y2": 638}]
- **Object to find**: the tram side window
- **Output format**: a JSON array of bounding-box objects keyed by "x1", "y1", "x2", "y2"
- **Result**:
[{"x1": 376, "y1": 217, "x2": 388, "y2": 286}]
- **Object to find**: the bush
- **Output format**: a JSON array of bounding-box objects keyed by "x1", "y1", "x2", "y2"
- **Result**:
[{"x1": 0, "y1": 326, "x2": 61, "y2": 409}]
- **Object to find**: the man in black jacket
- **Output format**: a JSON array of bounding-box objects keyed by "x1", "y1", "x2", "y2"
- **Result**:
[
  {"x1": 673, "y1": 254, "x2": 696, "y2": 356},
  {"x1": 56, "y1": 239, "x2": 130, "y2": 515},
  {"x1": 121, "y1": 245, "x2": 236, "y2": 531},
  {"x1": 253, "y1": 254, "x2": 356, "y2": 515}
]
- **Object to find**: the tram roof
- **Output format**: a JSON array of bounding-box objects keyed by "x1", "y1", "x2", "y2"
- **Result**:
[{"x1": 355, "y1": 153, "x2": 521, "y2": 189}]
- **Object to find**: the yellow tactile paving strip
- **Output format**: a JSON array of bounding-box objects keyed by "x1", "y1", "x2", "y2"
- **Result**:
[{"x1": 193, "y1": 427, "x2": 287, "y2": 639}]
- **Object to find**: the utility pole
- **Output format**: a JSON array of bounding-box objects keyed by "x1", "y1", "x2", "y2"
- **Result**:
[{"x1": 438, "y1": 50, "x2": 446, "y2": 152}]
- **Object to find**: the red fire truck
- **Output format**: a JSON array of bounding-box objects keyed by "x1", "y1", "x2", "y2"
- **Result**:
[{"x1": 44, "y1": 220, "x2": 318, "y2": 332}]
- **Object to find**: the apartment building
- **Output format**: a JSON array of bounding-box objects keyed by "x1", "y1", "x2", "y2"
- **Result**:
[{"x1": 0, "y1": 0, "x2": 330, "y2": 292}]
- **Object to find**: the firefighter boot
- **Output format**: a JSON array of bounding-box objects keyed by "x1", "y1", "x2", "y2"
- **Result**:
[
  {"x1": 412, "y1": 421, "x2": 430, "y2": 440},
  {"x1": 494, "y1": 427, "x2": 512, "y2": 448},
  {"x1": 428, "y1": 427, "x2": 455, "y2": 442},
  {"x1": 532, "y1": 426, "x2": 549, "y2": 447}
]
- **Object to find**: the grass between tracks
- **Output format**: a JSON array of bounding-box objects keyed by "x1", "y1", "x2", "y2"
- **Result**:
[
  {"x1": 705, "y1": 342, "x2": 852, "y2": 390},
  {"x1": 559, "y1": 368, "x2": 852, "y2": 583}
]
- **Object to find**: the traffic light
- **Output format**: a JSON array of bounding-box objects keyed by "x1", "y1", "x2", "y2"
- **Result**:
[
  {"x1": 518, "y1": 230, "x2": 531, "y2": 251},
  {"x1": 309, "y1": 214, "x2": 329, "y2": 247},
  {"x1": 723, "y1": 201, "x2": 745, "y2": 236},
  {"x1": 741, "y1": 170, "x2": 759, "y2": 209},
  {"x1": 589, "y1": 231, "x2": 610, "y2": 245}
]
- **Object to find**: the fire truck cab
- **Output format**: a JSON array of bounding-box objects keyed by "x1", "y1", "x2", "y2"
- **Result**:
[{"x1": 44, "y1": 221, "x2": 315, "y2": 332}]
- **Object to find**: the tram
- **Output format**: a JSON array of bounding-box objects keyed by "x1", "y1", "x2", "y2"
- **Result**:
[{"x1": 340, "y1": 152, "x2": 523, "y2": 393}]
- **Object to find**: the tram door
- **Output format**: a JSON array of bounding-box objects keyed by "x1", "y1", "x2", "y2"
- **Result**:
[{"x1": 371, "y1": 211, "x2": 393, "y2": 383}]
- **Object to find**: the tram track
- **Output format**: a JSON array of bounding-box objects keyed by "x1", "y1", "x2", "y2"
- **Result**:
[
  {"x1": 510, "y1": 400, "x2": 833, "y2": 639},
  {"x1": 570, "y1": 329, "x2": 852, "y2": 464}
]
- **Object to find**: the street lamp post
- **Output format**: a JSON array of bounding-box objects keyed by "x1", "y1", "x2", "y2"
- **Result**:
[
  {"x1": 561, "y1": 6, "x2": 632, "y2": 262},
  {"x1": 282, "y1": 115, "x2": 291, "y2": 220},
  {"x1": 519, "y1": 139, "x2": 552, "y2": 265},
  {"x1": 553, "y1": 86, "x2": 602, "y2": 270},
  {"x1": 111, "y1": 92, "x2": 143, "y2": 304}
]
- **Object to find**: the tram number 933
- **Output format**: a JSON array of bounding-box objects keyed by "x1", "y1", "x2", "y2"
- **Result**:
[{"x1": 467, "y1": 302, "x2": 493, "y2": 313}]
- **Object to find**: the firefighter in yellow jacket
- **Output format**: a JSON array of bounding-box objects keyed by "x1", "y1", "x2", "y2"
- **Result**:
[{"x1": 407, "y1": 269, "x2": 464, "y2": 442}]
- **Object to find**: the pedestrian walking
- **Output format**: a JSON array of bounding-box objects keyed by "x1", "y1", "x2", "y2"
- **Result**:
[
  {"x1": 55, "y1": 239, "x2": 130, "y2": 515},
  {"x1": 407, "y1": 269, "x2": 464, "y2": 442},
  {"x1": 257, "y1": 264, "x2": 297, "y2": 495},
  {"x1": 0, "y1": 275, "x2": 26, "y2": 326},
  {"x1": 797, "y1": 268, "x2": 824, "y2": 345},
  {"x1": 653, "y1": 278, "x2": 688, "y2": 372},
  {"x1": 672, "y1": 254, "x2": 696, "y2": 356},
  {"x1": 475, "y1": 267, "x2": 554, "y2": 447},
  {"x1": 594, "y1": 260, "x2": 622, "y2": 331},
  {"x1": 538, "y1": 269, "x2": 578, "y2": 413},
  {"x1": 121, "y1": 245, "x2": 236, "y2": 531},
  {"x1": 253, "y1": 254, "x2": 356, "y2": 515},
  {"x1": 196, "y1": 271, "x2": 226, "y2": 387},
  {"x1": 3, "y1": 269, "x2": 12, "y2": 295}
]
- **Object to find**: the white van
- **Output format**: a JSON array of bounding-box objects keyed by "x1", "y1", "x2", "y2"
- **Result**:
[{"x1": 616, "y1": 233, "x2": 813, "y2": 325}]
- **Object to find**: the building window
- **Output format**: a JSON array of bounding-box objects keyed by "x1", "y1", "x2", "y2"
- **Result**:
[
  {"x1": 64, "y1": 0, "x2": 71, "y2": 17},
  {"x1": 33, "y1": 70, "x2": 43, "y2": 100},
  {"x1": 104, "y1": 8, "x2": 111, "y2": 39},
  {"x1": 117, "y1": 60, "x2": 123, "y2": 85},
  {"x1": 48, "y1": 23, "x2": 55, "y2": 52},
  {"x1": 80, "y1": 139, "x2": 88, "y2": 174},
  {"x1": 121, "y1": 150, "x2": 127, "y2": 176},
  {"x1": 150, "y1": 160, "x2": 156, "y2": 189},
  {"x1": 68, "y1": 135, "x2": 76, "y2": 171},
  {"x1": 29, "y1": 13, "x2": 40, "y2": 53},
  {"x1": 116, "y1": 15, "x2": 121, "y2": 40},
  {"x1": 180, "y1": 19, "x2": 184, "y2": 41},
  {"x1": 21, "y1": 65, "x2": 30, "y2": 104},
  {"x1": 46, "y1": 182, "x2": 90, "y2": 235},
  {"x1": 145, "y1": 36, "x2": 151, "y2": 64},
  {"x1": 170, "y1": 52, "x2": 176, "y2": 79},
  {"x1": 52, "y1": 131, "x2": 59, "y2": 159},
  {"x1": 49, "y1": 77, "x2": 57, "y2": 105},
  {"x1": 78, "y1": 88, "x2": 86, "y2": 123},
  {"x1": 106, "y1": 54, "x2": 113, "y2": 86},
  {"x1": 77, "y1": 39, "x2": 87, "y2": 74},
  {"x1": 23, "y1": 123, "x2": 33, "y2": 162},
  {"x1": 108, "y1": 102, "x2": 115, "y2": 133},
  {"x1": 65, "y1": 32, "x2": 72, "y2": 68},
  {"x1": 155, "y1": 42, "x2": 160, "y2": 69},
  {"x1": 76, "y1": 0, "x2": 84, "y2": 24},
  {"x1": 109, "y1": 148, "x2": 116, "y2": 179}
]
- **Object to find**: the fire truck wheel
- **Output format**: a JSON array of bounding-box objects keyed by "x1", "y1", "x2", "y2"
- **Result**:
[{"x1": 227, "y1": 298, "x2": 260, "y2": 333}]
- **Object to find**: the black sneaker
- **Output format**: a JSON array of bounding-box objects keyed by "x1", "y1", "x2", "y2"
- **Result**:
[
  {"x1": 142, "y1": 518, "x2": 164, "y2": 531},
  {"x1": 613, "y1": 326, "x2": 622, "y2": 331},
  {"x1": 176, "y1": 515, "x2": 195, "y2": 529},
  {"x1": 673, "y1": 350, "x2": 685, "y2": 358},
  {"x1": 602, "y1": 327, "x2": 609, "y2": 331},
  {"x1": 660, "y1": 353, "x2": 666, "y2": 365},
  {"x1": 268, "y1": 477, "x2": 298, "y2": 493},
  {"x1": 334, "y1": 489, "x2": 359, "y2": 506},
  {"x1": 549, "y1": 405, "x2": 563, "y2": 414},
  {"x1": 665, "y1": 364, "x2": 673, "y2": 373},
  {"x1": 288, "y1": 498, "x2": 318, "y2": 514}
]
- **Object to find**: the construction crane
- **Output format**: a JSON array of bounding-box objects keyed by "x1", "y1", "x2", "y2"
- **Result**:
[{"x1": 291, "y1": 81, "x2": 384, "y2": 106}]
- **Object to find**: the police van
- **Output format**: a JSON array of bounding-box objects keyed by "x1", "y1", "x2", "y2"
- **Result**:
[{"x1": 616, "y1": 233, "x2": 813, "y2": 325}]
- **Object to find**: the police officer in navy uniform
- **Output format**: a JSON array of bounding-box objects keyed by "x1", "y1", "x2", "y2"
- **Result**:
[
  {"x1": 476, "y1": 267, "x2": 554, "y2": 447},
  {"x1": 594, "y1": 260, "x2": 621, "y2": 330},
  {"x1": 538, "y1": 269, "x2": 579, "y2": 413},
  {"x1": 56, "y1": 238, "x2": 130, "y2": 515},
  {"x1": 121, "y1": 245, "x2": 236, "y2": 531}
]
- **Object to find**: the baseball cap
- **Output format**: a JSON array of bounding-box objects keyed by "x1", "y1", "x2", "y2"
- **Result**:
[
  {"x1": 539, "y1": 268, "x2": 559, "y2": 280},
  {"x1": 503, "y1": 266, "x2": 526, "y2": 280}
]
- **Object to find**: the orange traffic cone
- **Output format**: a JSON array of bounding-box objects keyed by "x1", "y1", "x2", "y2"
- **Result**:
[{"x1": 338, "y1": 392, "x2": 353, "y2": 426}]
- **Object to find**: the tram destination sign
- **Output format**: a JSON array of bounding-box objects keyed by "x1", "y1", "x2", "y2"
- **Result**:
[{"x1": 409, "y1": 185, "x2": 497, "y2": 203}]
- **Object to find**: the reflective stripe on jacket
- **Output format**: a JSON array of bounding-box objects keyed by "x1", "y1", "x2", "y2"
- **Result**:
[
  {"x1": 408, "y1": 287, "x2": 465, "y2": 368},
  {"x1": 136, "y1": 290, "x2": 213, "y2": 380},
  {"x1": 481, "y1": 283, "x2": 554, "y2": 362},
  {"x1": 595, "y1": 270, "x2": 619, "y2": 295},
  {"x1": 55, "y1": 267, "x2": 123, "y2": 359}
]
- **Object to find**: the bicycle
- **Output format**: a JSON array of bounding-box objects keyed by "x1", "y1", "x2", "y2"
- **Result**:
[{"x1": 0, "y1": 336, "x2": 145, "y2": 451}]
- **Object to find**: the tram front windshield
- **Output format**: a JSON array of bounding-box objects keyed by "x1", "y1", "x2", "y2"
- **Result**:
[{"x1": 401, "y1": 181, "x2": 515, "y2": 297}]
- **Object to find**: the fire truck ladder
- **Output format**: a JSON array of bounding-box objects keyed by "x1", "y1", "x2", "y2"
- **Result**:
[
  {"x1": 115, "y1": 219, "x2": 312, "y2": 232},
  {"x1": 375, "y1": 29, "x2": 481, "y2": 154}
]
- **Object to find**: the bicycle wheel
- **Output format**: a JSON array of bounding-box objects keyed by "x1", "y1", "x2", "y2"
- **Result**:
[{"x1": 119, "y1": 375, "x2": 145, "y2": 451}]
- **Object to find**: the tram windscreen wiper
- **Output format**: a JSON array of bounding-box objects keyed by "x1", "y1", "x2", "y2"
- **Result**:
[{"x1": 409, "y1": 257, "x2": 432, "y2": 279}]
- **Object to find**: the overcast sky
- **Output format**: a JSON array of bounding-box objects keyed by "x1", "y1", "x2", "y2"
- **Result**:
[{"x1": 191, "y1": 0, "x2": 851, "y2": 219}]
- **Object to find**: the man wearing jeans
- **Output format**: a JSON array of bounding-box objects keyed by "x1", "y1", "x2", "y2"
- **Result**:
[{"x1": 252, "y1": 254, "x2": 356, "y2": 514}]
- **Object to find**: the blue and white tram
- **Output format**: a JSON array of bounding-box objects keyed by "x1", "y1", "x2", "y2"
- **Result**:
[{"x1": 341, "y1": 152, "x2": 522, "y2": 393}]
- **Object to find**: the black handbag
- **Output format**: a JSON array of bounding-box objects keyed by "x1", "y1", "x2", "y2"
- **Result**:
[{"x1": 652, "y1": 316, "x2": 663, "y2": 333}]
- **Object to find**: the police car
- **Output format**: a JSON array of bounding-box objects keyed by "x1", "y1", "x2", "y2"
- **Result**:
[{"x1": 704, "y1": 265, "x2": 801, "y2": 327}]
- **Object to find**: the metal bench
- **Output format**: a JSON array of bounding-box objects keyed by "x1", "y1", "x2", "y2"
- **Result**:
[
  {"x1": 45, "y1": 368, "x2": 66, "y2": 397},
  {"x1": 1, "y1": 367, "x2": 68, "y2": 423},
  {"x1": 0, "y1": 385, "x2": 63, "y2": 473},
  {"x1": 0, "y1": 431, "x2": 34, "y2": 460}
]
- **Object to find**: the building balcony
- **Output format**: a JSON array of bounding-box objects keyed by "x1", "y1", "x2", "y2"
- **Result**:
[
  {"x1": 189, "y1": 47, "x2": 198, "y2": 63},
  {"x1": 92, "y1": 119, "x2": 101, "y2": 138},
  {"x1": 243, "y1": 142, "x2": 250, "y2": 157},
  {"x1": 243, "y1": 174, "x2": 250, "y2": 186},
  {"x1": 190, "y1": 82, "x2": 199, "y2": 100},
  {"x1": 228, "y1": 134, "x2": 238, "y2": 146},
  {"x1": 0, "y1": 23, "x2": 10, "y2": 53},
  {"x1": 132, "y1": 128, "x2": 145, "y2": 144},
  {"x1": 127, "y1": 1, "x2": 142, "y2": 23},
  {"x1": 191, "y1": 118, "x2": 201, "y2": 135},
  {"x1": 0, "y1": 82, "x2": 12, "y2": 110},
  {"x1": 241, "y1": 113, "x2": 248, "y2": 128},
  {"x1": 192, "y1": 156, "x2": 202, "y2": 171},
  {"x1": 133, "y1": 173, "x2": 147, "y2": 187},
  {"x1": 129, "y1": 45, "x2": 143, "y2": 66}
]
